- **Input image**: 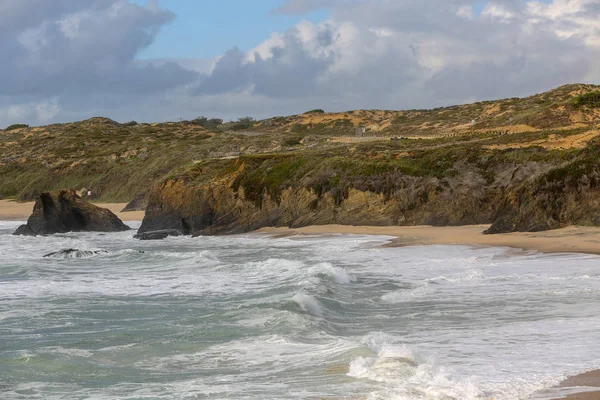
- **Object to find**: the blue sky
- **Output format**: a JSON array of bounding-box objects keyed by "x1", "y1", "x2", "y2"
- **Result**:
[{"x1": 133, "y1": 0, "x2": 329, "y2": 59}]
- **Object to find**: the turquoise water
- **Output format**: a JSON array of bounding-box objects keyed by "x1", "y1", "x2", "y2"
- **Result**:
[{"x1": 1, "y1": 221, "x2": 600, "y2": 399}]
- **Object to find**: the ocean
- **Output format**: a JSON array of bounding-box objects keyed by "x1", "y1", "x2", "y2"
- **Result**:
[{"x1": 1, "y1": 221, "x2": 599, "y2": 400}]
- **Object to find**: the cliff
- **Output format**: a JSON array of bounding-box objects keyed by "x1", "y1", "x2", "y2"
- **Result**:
[
  {"x1": 137, "y1": 144, "x2": 582, "y2": 236},
  {"x1": 486, "y1": 139, "x2": 600, "y2": 233}
]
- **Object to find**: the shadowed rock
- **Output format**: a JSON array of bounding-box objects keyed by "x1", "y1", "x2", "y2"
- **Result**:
[
  {"x1": 134, "y1": 229, "x2": 183, "y2": 240},
  {"x1": 43, "y1": 249, "x2": 109, "y2": 258},
  {"x1": 13, "y1": 190, "x2": 130, "y2": 236},
  {"x1": 120, "y1": 193, "x2": 147, "y2": 212}
]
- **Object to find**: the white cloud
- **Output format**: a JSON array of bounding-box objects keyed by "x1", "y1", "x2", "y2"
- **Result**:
[
  {"x1": 481, "y1": 3, "x2": 515, "y2": 22},
  {"x1": 1, "y1": 0, "x2": 600, "y2": 127},
  {"x1": 0, "y1": 98, "x2": 61, "y2": 126}
]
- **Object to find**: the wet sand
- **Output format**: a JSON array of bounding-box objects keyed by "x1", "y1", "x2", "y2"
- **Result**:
[
  {"x1": 552, "y1": 370, "x2": 600, "y2": 400},
  {"x1": 0, "y1": 200, "x2": 145, "y2": 222},
  {"x1": 259, "y1": 224, "x2": 600, "y2": 255}
]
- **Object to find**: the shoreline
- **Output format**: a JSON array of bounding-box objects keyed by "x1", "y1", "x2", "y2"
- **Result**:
[
  {"x1": 548, "y1": 370, "x2": 600, "y2": 400},
  {"x1": 0, "y1": 200, "x2": 144, "y2": 222},
  {"x1": 259, "y1": 224, "x2": 600, "y2": 256}
]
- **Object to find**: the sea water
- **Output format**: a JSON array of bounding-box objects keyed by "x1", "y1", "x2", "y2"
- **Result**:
[{"x1": 1, "y1": 221, "x2": 599, "y2": 400}]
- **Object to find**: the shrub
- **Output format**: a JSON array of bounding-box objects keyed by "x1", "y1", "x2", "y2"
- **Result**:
[
  {"x1": 283, "y1": 135, "x2": 304, "y2": 147},
  {"x1": 291, "y1": 123, "x2": 309, "y2": 133},
  {"x1": 571, "y1": 91, "x2": 600, "y2": 109},
  {"x1": 5, "y1": 124, "x2": 29, "y2": 131},
  {"x1": 191, "y1": 116, "x2": 223, "y2": 129},
  {"x1": 123, "y1": 121, "x2": 138, "y2": 126},
  {"x1": 229, "y1": 117, "x2": 256, "y2": 131},
  {"x1": 303, "y1": 109, "x2": 325, "y2": 115}
]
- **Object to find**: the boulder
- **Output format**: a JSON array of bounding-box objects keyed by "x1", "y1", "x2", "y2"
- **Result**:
[
  {"x1": 134, "y1": 229, "x2": 183, "y2": 241},
  {"x1": 13, "y1": 189, "x2": 130, "y2": 236},
  {"x1": 43, "y1": 249, "x2": 109, "y2": 258}
]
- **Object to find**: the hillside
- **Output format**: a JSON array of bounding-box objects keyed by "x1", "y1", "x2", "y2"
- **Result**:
[
  {"x1": 254, "y1": 83, "x2": 600, "y2": 137},
  {"x1": 3, "y1": 84, "x2": 600, "y2": 230}
]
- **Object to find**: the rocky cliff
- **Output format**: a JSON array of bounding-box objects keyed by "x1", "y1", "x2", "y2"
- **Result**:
[
  {"x1": 486, "y1": 139, "x2": 600, "y2": 233},
  {"x1": 137, "y1": 144, "x2": 580, "y2": 236}
]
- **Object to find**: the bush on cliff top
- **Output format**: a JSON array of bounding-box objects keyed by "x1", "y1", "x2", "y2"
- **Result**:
[
  {"x1": 5, "y1": 124, "x2": 29, "y2": 131},
  {"x1": 571, "y1": 91, "x2": 600, "y2": 109},
  {"x1": 303, "y1": 109, "x2": 325, "y2": 114}
]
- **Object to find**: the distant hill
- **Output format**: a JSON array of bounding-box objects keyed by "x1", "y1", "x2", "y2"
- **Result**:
[
  {"x1": 254, "y1": 83, "x2": 600, "y2": 137},
  {"x1": 2, "y1": 84, "x2": 600, "y2": 217}
]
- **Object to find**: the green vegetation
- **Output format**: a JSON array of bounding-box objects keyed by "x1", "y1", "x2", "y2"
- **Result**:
[
  {"x1": 571, "y1": 91, "x2": 600, "y2": 109},
  {"x1": 229, "y1": 117, "x2": 256, "y2": 131},
  {"x1": 303, "y1": 109, "x2": 325, "y2": 114},
  {"x1": 189, "y1": 116, "x2": 224, "y2": 130},
  {"x1": 5, "y1": 124, "x2": 29, "y2": 131},
  {"x1": 2, "y1": 83, "x2": 600, "y2": 208}
]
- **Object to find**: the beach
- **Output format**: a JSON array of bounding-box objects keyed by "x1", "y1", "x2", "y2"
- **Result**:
[
  {"x1": 550, "y1": 370, "x2": 600, "y2": 400},
  {"x1": 0, "y1": 200, "x2": 145, "y2": 222},
  {"x1": 4, "y1": 198, "x2": 600, "y2": 255},
  {"x1": 260, "y1": 224, "x2": 600, "y2": 256}
]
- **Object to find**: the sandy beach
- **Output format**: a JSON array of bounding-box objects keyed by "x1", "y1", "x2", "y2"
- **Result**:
[
  {"x1": 0, "y1": 200, "x2": 145, "y2": 222},
  {"x1": 551, "y1": 370, "x2": 600, "y2": 400},
  {"x1": 259, "y1": 224, "x2": 600, "y2": 255}
]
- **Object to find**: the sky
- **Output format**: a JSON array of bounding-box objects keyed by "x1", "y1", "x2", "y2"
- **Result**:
[{"x1": 0, "y1": 0, "x2": 598, "y2": 126}]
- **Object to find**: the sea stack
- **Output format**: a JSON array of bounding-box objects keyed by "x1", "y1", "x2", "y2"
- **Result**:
[{"x1": 13, "y1": 189, "x2": 130, "y2": 236}]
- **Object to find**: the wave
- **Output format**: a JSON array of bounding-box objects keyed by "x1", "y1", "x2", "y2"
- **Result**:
[
  {"x1": 347, "y1": 332, "x2": 481, "y2": 400},
  {"x1": 307, "y1": 262, "x2": 352, "y2": 284},
  {"x1": 291, "y1": 293, "x2": 323, "y2": 317},
  {"x1": 381, "y1": 284, "x2": 433, "y2": 303}
]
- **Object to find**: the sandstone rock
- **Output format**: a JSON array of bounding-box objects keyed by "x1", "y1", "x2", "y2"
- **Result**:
[{"x1": 13, "y1": 190, "x2": 130, "y2": 236}]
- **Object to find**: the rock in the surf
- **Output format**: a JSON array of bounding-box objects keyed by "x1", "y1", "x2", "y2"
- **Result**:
[
  {"x1": 13, "y1": 189, "x2": 130, "y2": 236},
  {"x1": 134, "y1": 229, "x2": 183, "y2": 241},
  {"x1": 43, "y1": 249, "x2": 109, "y2": 258}
]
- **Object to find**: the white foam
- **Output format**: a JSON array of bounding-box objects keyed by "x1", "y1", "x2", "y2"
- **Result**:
[
  {"x1": 308, "y1": 262, "x2": 352, "y2": 284},
  {"x1": 381, "y1": 284, "x2": 433, "y2": 303},
  {"x1": 348, "y1": 332, "x2": 481, "y2": 399},
  {"x1": 292, "y1": 293, "x2": 323, "y2": 317}
]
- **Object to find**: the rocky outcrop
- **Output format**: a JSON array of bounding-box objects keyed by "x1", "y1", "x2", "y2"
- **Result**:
[
  {"x1": 486, "y1": 142, "x2": 600, "y2": 233},
  {"x1": 134, "y1": 229, "x2": 183, "y2": 240},
  {"x1": 14, "y1": 189, "x2": 130, "y2": 236},
  {"x1": 121, "y1": 193, "x2": 148, "y2": 212},
  {"x1": 137, "y1": 151, "x2": 558, "y2": 237},
  {"x1": 43, "y1": 249, "x2": 109, "y2": 258}
]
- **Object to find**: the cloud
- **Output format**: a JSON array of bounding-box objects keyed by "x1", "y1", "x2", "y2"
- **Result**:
[
  {"x1": 1, "y1": 0, "x2": 599, "y2": 127},
  {"x1": 0, "y1": 0, "x2": 197, "y2": 126},
  {"x1": 191, "y1": 0, "x2": 600, "y2": 112}
]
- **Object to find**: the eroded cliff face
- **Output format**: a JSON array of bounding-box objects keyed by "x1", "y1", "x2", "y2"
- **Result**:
[
  {"x1": 486, "y1": 142, "x2": 600, "y2": 233},
  {"x1": 137, "y1": 148, "x2": 569, "y2": 236}
]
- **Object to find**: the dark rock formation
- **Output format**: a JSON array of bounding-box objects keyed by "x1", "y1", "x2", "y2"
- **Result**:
[
  {"x1": 486, "y1": 142, "x2": 600, "y2": 234},
  {"x1": 43, "y1": 249, "x2": 109, "y2": 258},
  {"x1": 136, "y1": 153, "x2": 554, "y2": 237},
  {"x1": 134, "y1": 229, "x2": 183, "y2": 240},
  {"x1": 121, "y1": 193, "x2": 148, "y2": 212},
  {"x1": 136, "y1": 139, "x2": 600, "y2": 237},
  {"x1": 14, "y1": 189, "x2": 130, "y2": 236}
]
